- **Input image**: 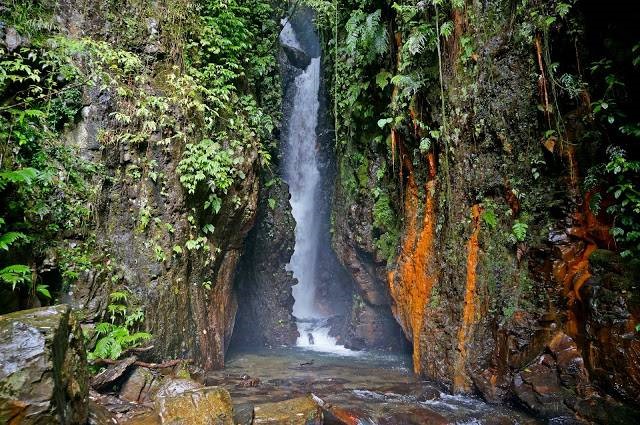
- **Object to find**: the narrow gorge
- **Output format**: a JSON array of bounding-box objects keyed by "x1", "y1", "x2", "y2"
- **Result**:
[{"x1": 1, "y1": 1, "x2": 639, "y2": 424}]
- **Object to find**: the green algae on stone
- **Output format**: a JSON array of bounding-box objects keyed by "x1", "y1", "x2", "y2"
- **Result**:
[{"x1": 253, "y1": 396, "x2": 322, "y2": 425}]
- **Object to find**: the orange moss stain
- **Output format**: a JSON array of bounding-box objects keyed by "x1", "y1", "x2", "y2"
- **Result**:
[
  {"x1": 387, "y1": 151, "x2": 438, "y2": 374},
  {"x1": 553, "y1": 192, "x2": 614, "y2": 338},
  {"x1": 453, "y1": 204, "x2": 482, "y2": 392},
  {"x1": 391, "y1": 128, "x2": 398, "y2": 168},
  {"x1": 562, "y1": 192, "x2": 612, "y2": 303}
]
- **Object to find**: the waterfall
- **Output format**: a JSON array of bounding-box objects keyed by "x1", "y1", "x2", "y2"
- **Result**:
[
  {"x1": 286, "y1": 55, "x2": 322, "y2": 321},
  {"x1": 280, "y1": 19, "x2": 355, "y2": 355}
]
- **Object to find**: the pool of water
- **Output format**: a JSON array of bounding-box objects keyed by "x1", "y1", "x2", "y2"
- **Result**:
[{"x1": 205, "y1": 347, "x2": 539, "y2": 424}]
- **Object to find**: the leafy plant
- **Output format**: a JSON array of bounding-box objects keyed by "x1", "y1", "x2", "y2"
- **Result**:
[
  {"x1": 88, "y1": 291, "x2": 151, "y2": 361},
  {"x1": 601, "y1": 147, "x2": 640, "y2": 257},
  {"x1": 482, "y1": 209, "x2": 498, "y2": 230},
  {"x1": 0, "y1": 264, "x2": 31, "y2": 289},
  {"x1": 511, "y1": 221, "x2": 528, "y2": 243}
]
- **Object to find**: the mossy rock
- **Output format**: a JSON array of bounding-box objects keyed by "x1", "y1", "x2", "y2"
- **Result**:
[
  {"x1": 0, "y1": 305, "x2": 88, "y2": 424},
  {"x1": 253, "y1": 396, "x2": 322, "y2": 425}
]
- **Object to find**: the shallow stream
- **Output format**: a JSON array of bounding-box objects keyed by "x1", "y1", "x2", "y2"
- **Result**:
[{"x1": 206, "y1": 348, "x2": 540, "y2": 424}]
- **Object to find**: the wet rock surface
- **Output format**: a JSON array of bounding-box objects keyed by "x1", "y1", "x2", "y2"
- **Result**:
[
  {"x1": 205, "y1": 348, "x2": 540, "y2": 424},
  {"x1": 119, "y1": 367, "x2": 162, "y2": 403},
  {"x1": 154, "y1": 377, "x2": 203, "y2": 399},
  {"x1": 331, "y1": 153, "x2": 407, "y2": 352},
  {"x1": 0, "y1": 305, "x2": 88, "y2": 424},
  {"x1": 125, "y1": 386, "x2": 234, "y2": 425},
  {"x1": 253, "y1": 396, "x2": 322, "y2": 425},
  {"x1": 282, "y1": 45, "x2": 312, "y2": 70},
  {"x1": 580, "y1": 249, "x2": 640, "y2": 405},
  {"x1": 233, "y1": 172, "x2": 298, "y2": 348}
]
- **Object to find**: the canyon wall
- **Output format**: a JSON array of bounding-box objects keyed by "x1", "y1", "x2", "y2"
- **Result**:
[
  {"x1": 325, "y1": 0, "x2": 640, "y2": 419},
  {"x1": 1, "y1": 0, "x2": 283, "y2": 370}
]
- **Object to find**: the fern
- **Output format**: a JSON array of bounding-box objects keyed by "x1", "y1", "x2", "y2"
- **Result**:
[
  {"x1": 512, "y1": 222, "x2": 528, "y2": 242},
  {"x1": 0, "y1": 231, "x2": 27, "y2": 251},
  {"x1": 89, "y1": 290, "x2": 152, "y2": 361},
  {"x1": 405, "y1": 24, "x2": 437, "y2": 56},
  {"x1": 390, "y1": 73, "x2": 424, "y2": 96},
  {"x1": 0, "y1": 167, "x2": 39, "y2": 190},
  {"x1": 344, "y1": 9, "x2": 388, "y2": 65},
  {"x1": 109, "y1": 290, "x2": 129, "y2": 303},
  {"x1": 0, "y1": 264, "x2": 31, "y2": 289}
]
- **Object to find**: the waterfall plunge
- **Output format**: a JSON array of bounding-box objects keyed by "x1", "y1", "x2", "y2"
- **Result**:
[
  {"x1": 280, "y1": 19, "x2": 356, "y2": 355},
  {"x1": 287, "y1": 56, "x2": 322, "y2": 321}
]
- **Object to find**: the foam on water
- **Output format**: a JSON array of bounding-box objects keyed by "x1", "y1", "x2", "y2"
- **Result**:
[{"x1": 296, "y1": 319, "x2": 360, "y2": 356}]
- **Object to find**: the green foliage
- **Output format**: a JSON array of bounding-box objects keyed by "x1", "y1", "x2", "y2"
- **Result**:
[
  {"x1": 88, "y1": 291, "x2": 151, "y2": 361},
  {"x1": 0, "y1": 264, "x2": 31, "y2": 289},
  {"x1": 482, "y1": 209, "x2": 498, "y2": 230},
  {"x1": 178, "y1": 138, "x2": 235, "y2": 213},
  {"x1": 588, "y1": 147, "x2": 640, "y2": 258},
  {"x1": 511, "y1": 221, "x2": 528, "y2": 243},
  {"x1": 0, "y1": 230, "x2": 27, "y2": 252},
  {"x1": 185, "y1": 236, "x2": 209, "y2": 252},
  {"x1": 0, "y1": 168, "x2": 39, "y2": 190},
  {"x1": 345, "y1": 10, "x2": 388, "y2": 64},
  {"x1": 172, "y1": 0, "x2": 283, "y2": 230},
  {"x1": 373, "y1": 193, "x2": 399, "y2": 263},
  {"x1": 0, "y1": 10, "x2": 100, "y2": 306},
  {"x1": 580, "y1": 34, "x2": 640, "y2": 258}
]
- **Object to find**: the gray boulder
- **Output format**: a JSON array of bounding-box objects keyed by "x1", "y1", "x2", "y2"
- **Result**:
[{"x1": 0, "y1": 305, "x2": 89, "y2": 424}]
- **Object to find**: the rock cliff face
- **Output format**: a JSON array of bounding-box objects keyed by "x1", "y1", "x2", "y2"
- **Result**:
[
  {"x1": 233, "y1": 172, "x2": 299, "y2": 348},
  {"x1": 324, "y1": 0, "x2": 640, "y2": 420},
  {"x1": 38, "y1": 0, "x2": 279, "y2": 370}
]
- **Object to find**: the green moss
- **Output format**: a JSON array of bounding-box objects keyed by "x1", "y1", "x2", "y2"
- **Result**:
[
  {"x1": 376, "y1": 231, "x2": 399, "y2": 265},
  {"x1": 373, "y1": 193, "x2": 395, "y2": 230},
  {"x1": 339, "y1": 157, "x2": 358, "y2": 198},
  {"x1": 356, "y1": 156, "x2": 370, "y2": 188}
]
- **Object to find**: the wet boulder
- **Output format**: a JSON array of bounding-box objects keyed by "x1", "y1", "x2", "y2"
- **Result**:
[
  {"x1": 126, "y1": 386, "x2": 233, "y2": 425},
  {"x1": 253, "y1": 396, "x2": 322, "y2": 425},
  {"x1": 154, "y1": 377, "x2": 203, "y2": 398},
  {"x1": 282, "y1": 44, "x2": 311, "y2": 69},
  {"x1": 157, "y1": 386, "x2": 233, "y2": 424},
  {"x1": 3, "y1": 27, "x2": 27, "y2": 52},
  {"x1": 119, "y1": 367, "x2": 162, "y2": 403},
  {"x1": 0, "y1": 305, "x2": 88, "y2": 424}
]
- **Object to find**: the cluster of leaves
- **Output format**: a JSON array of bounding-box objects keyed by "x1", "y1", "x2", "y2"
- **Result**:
[
  {"x1": 303, "y1": 0, "x2": 464, "y2": 263},
  {"x1": 88, "y1": 291, "x2": 151, "y2": 361},
  {"x1": 586, "y1": 147, "x2": 640, "y2": 257},
  {"x1": 175, "y1": 0, "x2": 282, "y2": 215},
  {"x1": 0, "y1": 2, "x2": 102, "y2": 304},
  {"x1": 510, "y1": 0, "x2": 640, "y2": 259},
  {"x1": 585, "y1": 53, "x2": 640, "y2": 258}
]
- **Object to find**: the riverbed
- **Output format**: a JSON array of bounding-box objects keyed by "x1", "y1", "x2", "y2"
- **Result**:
[{"x1": 205, "y1": 347, "x2": 540, "y2": 424}]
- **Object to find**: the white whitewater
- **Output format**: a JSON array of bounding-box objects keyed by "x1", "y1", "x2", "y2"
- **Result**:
[{"x1": 280, "y1": 19, "x2": 356, "y2": 355}]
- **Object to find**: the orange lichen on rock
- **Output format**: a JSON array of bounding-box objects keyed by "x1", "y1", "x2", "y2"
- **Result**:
[
  {"x1": 387, "y1": 151, "x2": 437, "y2": 374},
  {"x1": 391, "y1": 128, "x2": 398, "y2": 168},
  {"x1": 453, "y1": 204, "x2": 481, "y2": 392},
  {"x1": 550, "y1": 192, "x2": 613, "y2": 338}
]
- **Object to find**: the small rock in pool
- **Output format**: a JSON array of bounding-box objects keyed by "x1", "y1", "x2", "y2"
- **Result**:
[{"x1": 415, "y1": 387, "x2": 440, "y2": 402}]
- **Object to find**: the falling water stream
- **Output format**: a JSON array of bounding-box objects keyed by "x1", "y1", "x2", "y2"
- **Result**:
[
  {"x1": 213, "y1": 14, "x2": 538, "y2": 425},
  {"x1": 280, "y1": 19, "x2": 354, "y2": 355}
]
